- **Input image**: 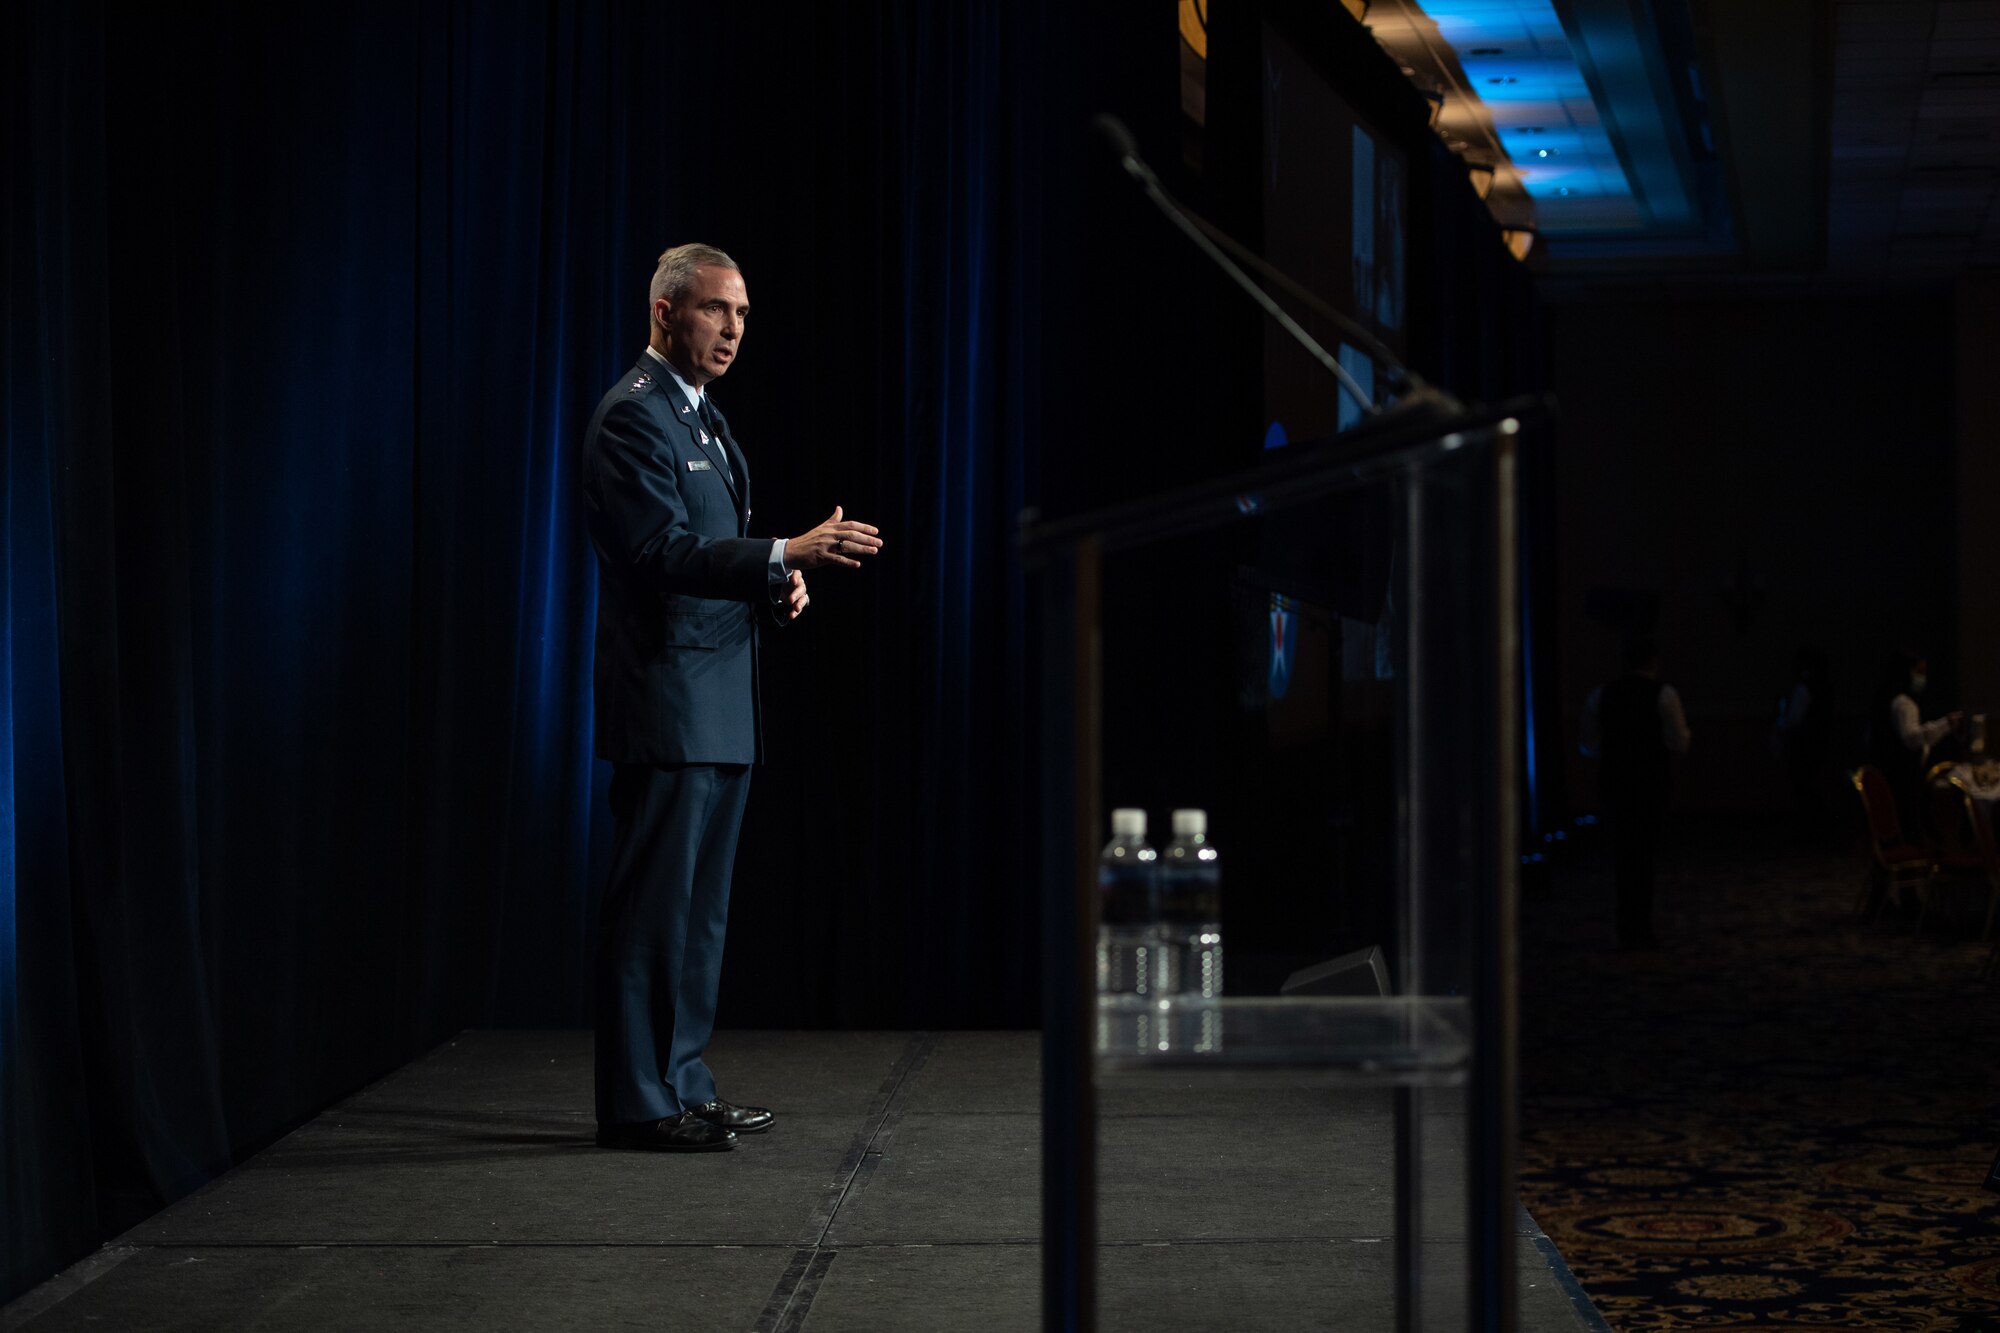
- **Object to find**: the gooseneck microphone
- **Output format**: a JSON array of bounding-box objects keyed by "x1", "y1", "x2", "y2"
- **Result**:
[
  {"x1": 1089, "y1": 113, "x2": 1146, "y2": 175},
  {"x1": 1089, "y1": 113, "x2": 1455, "y2": 424}
]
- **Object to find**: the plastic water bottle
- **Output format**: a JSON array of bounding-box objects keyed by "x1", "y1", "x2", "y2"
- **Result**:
[
  {"x1": 1097, "y1": 808, "x2": 1158, "y2": 997},
  {"x1": 1160, "y1": 809, "x2": 1222, "y2": 1002}
]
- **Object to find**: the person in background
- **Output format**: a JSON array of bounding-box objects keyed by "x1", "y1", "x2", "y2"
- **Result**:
[
  {"x1": 1580, "y1": 638, "x2": 1692, "y2": 949},
  {"x1": 1864, "y1": 650, "x2": 1963, "y2": 837},
  {"x1": 1774, "y1": 647, "x2": 1831, "y2": 825}
]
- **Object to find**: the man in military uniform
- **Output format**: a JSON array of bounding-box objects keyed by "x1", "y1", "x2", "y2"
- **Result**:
[{"x1": 580, "y1": 243, "x2": 883, "y2": 1150}]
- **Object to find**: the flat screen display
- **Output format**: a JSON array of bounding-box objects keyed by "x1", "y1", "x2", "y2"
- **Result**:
[{"x1": 1259, "y1": 18, "x2": 1407, "y2": 445}]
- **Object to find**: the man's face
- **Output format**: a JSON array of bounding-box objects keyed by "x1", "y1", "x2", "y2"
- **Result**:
[{"x1": 656, "y1": 265, "x2": 749, "y2": 386}]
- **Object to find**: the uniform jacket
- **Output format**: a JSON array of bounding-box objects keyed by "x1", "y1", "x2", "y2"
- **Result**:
[{"x1": 581, "y1": 356, "x2": 785, "y2": 766}]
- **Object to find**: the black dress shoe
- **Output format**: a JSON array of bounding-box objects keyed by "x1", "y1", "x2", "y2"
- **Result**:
[
  {"x1": 596, "y1": 1112, "x2": 736, "y2": 1152},
  {"x1": 687, "y1": 1098, "x2": 775, "y2": 1134}
]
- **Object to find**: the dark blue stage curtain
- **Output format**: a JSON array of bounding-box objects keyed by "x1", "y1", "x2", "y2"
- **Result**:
[{"x1": 4, "y1": 0, "x2": 1051, "y2": 1301}]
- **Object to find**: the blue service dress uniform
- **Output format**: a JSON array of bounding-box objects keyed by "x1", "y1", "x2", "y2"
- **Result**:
[{"x1": 579, "y1": 356, "x2": 787, "y2": 1126}]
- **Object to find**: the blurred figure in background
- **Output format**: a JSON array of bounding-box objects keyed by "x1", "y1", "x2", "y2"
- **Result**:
[
  {"x1": 1581, "y1": 638, "x2": 1692, "y2": 949},
  {"x1": 1863, "y1": 650, "x2": 1963, "y2": 836},
  {"x1": 1774, "y1": 647, "x2": 1832, "y2": 827}
]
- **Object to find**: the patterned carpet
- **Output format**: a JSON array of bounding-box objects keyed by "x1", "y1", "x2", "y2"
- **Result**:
[{"x1": 1519, "y1": 820, "x2": 2000, "y2": 1332}]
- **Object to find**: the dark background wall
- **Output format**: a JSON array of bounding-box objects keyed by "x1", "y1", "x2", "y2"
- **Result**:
[
  {"x1": 1956, "y1": 275, "x2": 2000, "y2": 742},
  {"x1": 1545, "y1": 291, "x2": 1959, "y2": 814}
]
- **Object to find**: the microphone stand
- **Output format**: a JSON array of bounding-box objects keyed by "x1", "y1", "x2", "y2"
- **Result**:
[{"x1": 1091, "y1": 113, "x2": 1462, "y2": 428}]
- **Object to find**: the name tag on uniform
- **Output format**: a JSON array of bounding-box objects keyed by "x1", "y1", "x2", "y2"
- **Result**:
[{"x1": 686, "y1": 459, "x2": 713, "y2": 472}]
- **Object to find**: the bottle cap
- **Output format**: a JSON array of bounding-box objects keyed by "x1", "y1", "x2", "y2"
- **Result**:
[
  {"x1": 1171, "y1": 808, "x2": 1207, "y2": 836},
  {"x1": 1110, "y1": 808, "x2": 1146, "y2": 837}
]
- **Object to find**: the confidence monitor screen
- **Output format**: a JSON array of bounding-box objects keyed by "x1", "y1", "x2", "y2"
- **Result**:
[{"x1": 1259, "y1": 18, "x2": 1408, "y2": 447}]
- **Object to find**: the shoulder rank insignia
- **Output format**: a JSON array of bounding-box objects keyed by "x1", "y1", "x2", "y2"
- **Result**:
[{"x1": 627, "y1": 372, "x2": 652, "y2": 394}]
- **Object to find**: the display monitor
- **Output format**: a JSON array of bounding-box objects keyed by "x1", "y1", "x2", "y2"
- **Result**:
[{"x1": 1259, "y1": 17, "x2": 1408, "y2": 446}]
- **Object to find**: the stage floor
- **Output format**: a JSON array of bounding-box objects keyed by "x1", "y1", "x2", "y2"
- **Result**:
[{"x1": 6, "y1": 1031, "x2": 1603, "y2": 1331}]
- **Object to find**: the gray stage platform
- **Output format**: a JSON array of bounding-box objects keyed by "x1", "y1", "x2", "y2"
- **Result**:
[{"x1": 4, "y1": 1031, "x2": 1603, "y2": 1331}]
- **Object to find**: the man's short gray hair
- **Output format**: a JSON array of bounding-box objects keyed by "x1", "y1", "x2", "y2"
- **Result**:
[{"x1": 650, "y1": 243, "x2": 740, "y2": 308}]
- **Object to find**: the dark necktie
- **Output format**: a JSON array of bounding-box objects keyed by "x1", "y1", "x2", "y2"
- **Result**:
[{"x1": 698, "y1": 396, "x2": 734, "y2": 485}]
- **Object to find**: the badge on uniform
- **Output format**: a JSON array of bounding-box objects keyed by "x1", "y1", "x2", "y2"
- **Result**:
[
  {"x1": 687, "y1": 459, "x2": 713, "y2": 472},
  {"x1": 628, "y1": 372, "x2": 652, "y2": 393},
  {"x1": 699, "y1": 429, "x2": 711, "y2": 444}
]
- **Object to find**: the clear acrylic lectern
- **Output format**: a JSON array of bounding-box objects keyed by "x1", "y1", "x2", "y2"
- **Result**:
[{"x1": 1024, "y1": 403, "x2": 1531, "y2": 1332}]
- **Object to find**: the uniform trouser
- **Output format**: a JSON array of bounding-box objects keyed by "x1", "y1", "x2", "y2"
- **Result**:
[
  {"x1": 1607, "y1": 797, "x2": 1663, "y2": 945},
  {"x1": 594, "y1": 761, "x2": 751, "y2": 1126}
]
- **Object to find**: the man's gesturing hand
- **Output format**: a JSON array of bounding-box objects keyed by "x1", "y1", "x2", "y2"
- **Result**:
[
  {"x1": 785, "y1": 506, "x2": 883, "y2": 570},
  {"x1": 783, "y1": 570, "x2": 809, "y2": 621}
]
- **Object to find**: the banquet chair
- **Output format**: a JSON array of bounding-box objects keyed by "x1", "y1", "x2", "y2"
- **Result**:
[
  {"x1": 1921, "y1": 760, "x2": 1961, "y2": 833},
  {"x1": 1940, "y1": 776, "x2": 2000, "y2": 943},
  {"x1": 1850, "y1": 765, "x2": 1933, "y2": 917},
  {"x1": 1912, "y1": 777, "x2": 1992, "y2": 938},
  {"x1": 1922, "y1": 773, "x2": 1973, "y2": 859}
]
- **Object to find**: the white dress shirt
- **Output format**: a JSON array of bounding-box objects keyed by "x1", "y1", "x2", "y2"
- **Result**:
[
  {"x1": 644, "y1": 346, "x2": 789, "y2": 583},
  {"x1": 1889, "y1": 693, "x2": 1952, "y2": 755}
]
